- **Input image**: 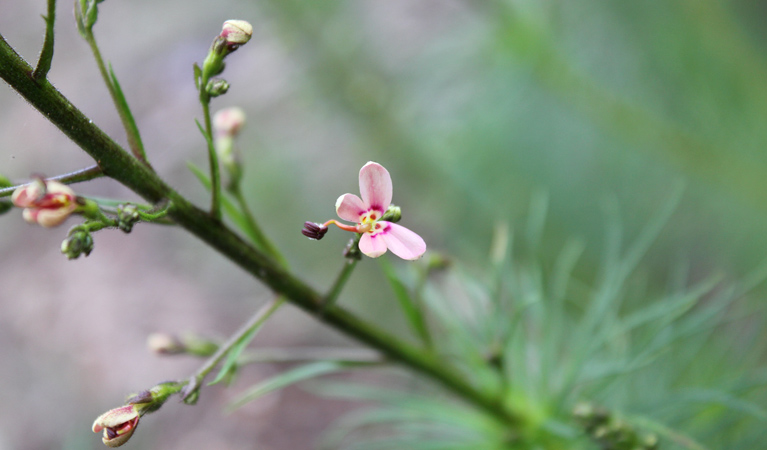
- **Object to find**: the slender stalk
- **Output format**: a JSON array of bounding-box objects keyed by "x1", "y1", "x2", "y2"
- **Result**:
[
  {"x1": 33, "y1": 0, "x2": 56, "y2": 80},
  {"x1": 324, "y1": 259, "x2": 358, "y2": 308},
  {"x1": 199, "y1": 98, "x2": 221, "y2": 219},
  {"x1": 0, "y1": 164, "x2": 103, "y2": 198},
  {"x1": 182, "y1": 297, "x2": 283, "y2": 402},
  {"x1": 231, "y1": 185, "x2": 286, "y2": 267},
  {"x1": 238, "y1": 347, "x2": 383, "y2": 365},
  {"x1": 82, "y1": 30, "x2": 148, "y2": 165},
  {"x1": 0, "y1": 36, "x2": 522, "y2": 428}
]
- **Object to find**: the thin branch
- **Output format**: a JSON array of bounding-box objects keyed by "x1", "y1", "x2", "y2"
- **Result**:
[
  {"x1": 33, "y1": 0, "x2": 56, "y2": 80},
  {"x1": 181, "y1": 297, "x2": 284, "y2": 402},
  {"x1": 82, "y1": 28, "x2": 149, "y2": 166},
  {"x1": 0, "y1": 164, "x2": 103, "y2": 198},
  {"x1": 238, "y1": 346, "x2": 383, "y2": 365}
]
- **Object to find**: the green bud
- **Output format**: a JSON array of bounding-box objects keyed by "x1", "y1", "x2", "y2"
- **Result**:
[
  {"x1": 117, "y1": 204, "x2": 140, "y2": 233},
  {"x1": 206, "y1": 78, "x2": 230, "y2": 97},
  {"x1": 382, "y1": 204, "x2": 401, "y2": 223},
  {"x1": 344, "y1": 236, "x2": 363, "y2": 260},
  {"x1": 0, "y1": 174, "x2": 11, "y2": 188},
  {"x1": 61, "y1": 229, "x2": 94, "y2": 259},
  {"x1": 0, "y1": 201, "x2": 12, "y2": 216}
]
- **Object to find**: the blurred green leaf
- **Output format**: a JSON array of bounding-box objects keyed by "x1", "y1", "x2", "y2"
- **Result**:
[
  {"x1": 227, "y1": 361, "x2": 361, "y2": 412},
  {"x1": 379, "y1": 257, "x2": 432, "y2": 348}
]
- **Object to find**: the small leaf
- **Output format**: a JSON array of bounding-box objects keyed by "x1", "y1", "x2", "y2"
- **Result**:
[
  {"x1": 108, "y1": 64, "x2": 146, "y2": 161},
  {"x1": 209, "y1": 297, "x2": 284, "y2": 386},
  {"x1": 227, "y1": 361, "x2": 356, "y2": 411},
  {"x1": 187, "y1": 162, "x2": 259, "y2": 244},
  {"x1": 379, "y1": 258, "x2": 432, "y2": 348},
  {"x1": 193, "y1": 63, "x2": 202, "y2": 90}
]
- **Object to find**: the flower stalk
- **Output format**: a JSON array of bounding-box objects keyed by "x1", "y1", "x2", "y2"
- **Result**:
[{"x1": 195, "y1": 21, "x2": 253, "y2": 220}]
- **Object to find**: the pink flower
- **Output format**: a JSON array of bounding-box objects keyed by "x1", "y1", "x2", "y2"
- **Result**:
[
  {"x1": 11, "y1": 179, "x2": 78, "y2": 227},
  {"x1": 331, "y1": 162, "x2": 426, "y2": 260}
]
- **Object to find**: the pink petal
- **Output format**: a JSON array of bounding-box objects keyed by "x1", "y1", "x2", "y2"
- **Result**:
[
  {"x1": 33, "y1": 205, "x2": 76, "y2": 227},
  {"x1": 359, "y1": 162, "x2": 392, "y2": 213},
  {"x1": 359, "y1": 232, "x2": 387, "y2": 258},
  {"x1": 335, "y1": 194, "x2": 366, "y2": 222},
  {"x1": 11, "y1": 184, "x2": 41, "y2": 208},
  {"x1": 380, "y1": 222, "x2": 426, "y2": 260}
]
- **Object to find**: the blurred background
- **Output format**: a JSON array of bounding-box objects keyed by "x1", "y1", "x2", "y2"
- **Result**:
[{"x1": 2, "y1": 0, "x2": 767, "y2": 448}]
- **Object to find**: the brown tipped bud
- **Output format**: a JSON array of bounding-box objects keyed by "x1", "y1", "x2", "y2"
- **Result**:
[{"x1": 302, "y1": 222, "x2": 328, "y2": 240}]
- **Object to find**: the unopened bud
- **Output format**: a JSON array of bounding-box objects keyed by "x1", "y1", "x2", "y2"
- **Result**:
[
  {"x1": 343, "y1": 237, "x2": 363, "y2": 260},
  {"x1": 61, "y1": 229, "x2": 94, "y2": 259},
  {"x1": 0, "y1": 174, "x2": 11, "y2": 188},
  {"x1": 147, "y1": 333, "x2": 185, "y2": 355},
  {"x1": 92, "y1": 405, "x2": 139, "y2": 448},
  {"x1": 382, "y1": 204, "x2": 401, "y2": 223},
  {"x1": 220, "y1": 20, "x2": 252, "y2": 47},
  {"x1": 117, "y1": 204, "x2": 140, "y2": 233},
  {"x1": 213, "y1": 107, "x2": 246, "y2": 137},
  {"x1": 13, "y1": 179, "x2": 78, "y2": 227},
  {"x1": 0, "y1": 201, "x2": 11, "y2": 216},
  {"x1": 302, "y1": 222, "x2": 328, "y2": 241},
  {"x1": 206, "y1": 78, "x2": 230, "y2": 97}
]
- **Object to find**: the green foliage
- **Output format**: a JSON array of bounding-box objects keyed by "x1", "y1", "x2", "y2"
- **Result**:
[{"x1": 308, "y1": 192, "x2": 767, "y2": 449}]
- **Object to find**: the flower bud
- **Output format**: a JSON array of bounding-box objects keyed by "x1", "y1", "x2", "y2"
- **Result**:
[
  {"x1": 220, "y1": 20, "x2": 253, "y2": 47},
  {"x1": 213, "y1": 107, "x2": 246, "y2": 137},
  {"x1": 12, "y1": 179, "x2": 78, "y2": 227},
  {"x1": 206, "y1": 78, "x2": 230, "y2": 97},
  {"x1": 0, "y1": 201, "x2": 11, "y2": 216},
  {"x1": 147, "y1": 332, "x2": 185, "y2": 355},
  {"x1": 116, "y1": 204, "x2": 140, "y2": 233},
  {"x1": 92, "y1": 405, "x2": 140, "y2": 448},
  {"x1": 302, "y1": 222, "x2": 328, "y2": 240},
  {"x1": 61, "y1": 229, "x2": 94, "y2": 259},
  {"x1": 382, "y1": 204, "x2": 401, "y2": 223}
]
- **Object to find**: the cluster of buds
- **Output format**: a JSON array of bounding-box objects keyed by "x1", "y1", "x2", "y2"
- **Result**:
[
  {"x1": 213, "y1": 107, "x2": 246, "y2": 189},
  {"x1": 92, "y1": 382, "x2": 182, "y2": 448},
  {"x1": 573, "y1": 403, "x2": 659, "y2": 450}
]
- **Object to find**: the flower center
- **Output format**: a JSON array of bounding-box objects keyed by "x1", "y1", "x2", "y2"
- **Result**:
[{"x1": 358, "y1": 210, "x2": 385, "y2": 235}]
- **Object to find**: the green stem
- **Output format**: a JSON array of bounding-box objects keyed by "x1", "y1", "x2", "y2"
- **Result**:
[
  {"x1": 0, "y1": 35, "x2": 522, "y2": 428},
  {"x1": 231, "y1": 185, "x2": 287, "y2": 267},
  {"x1": 33, "y1": 0, "x2": 56, "y2": 80},
  {"x1": 83, "y1": 30, "x2": 148, "y2": 165},
  {"x1": 199, "y1": 96, "x2": 221, "y2": 220},
  {"x1": 182, "y1": 297, "x2": 283, "y2": 402},
  {"x1": 0, "y1": 164, "x2": 103, "y2": 198},
  {"x1": 324, "y1": 258, "x2": 358, "y2": 308},
  {"x1": 238, "y1": 346, "x2": 383, "y2": 365}
]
